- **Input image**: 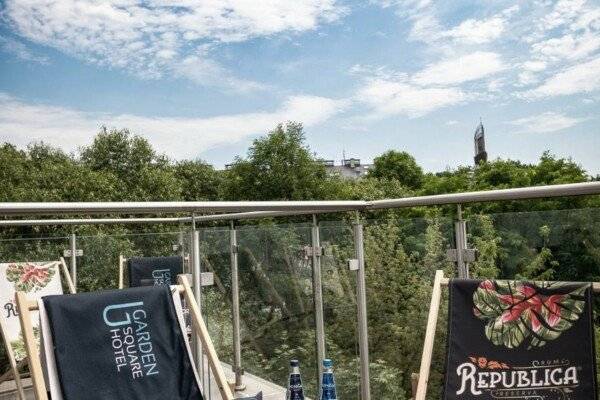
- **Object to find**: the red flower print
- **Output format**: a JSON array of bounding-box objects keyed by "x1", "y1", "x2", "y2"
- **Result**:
[{"x1": 472, "y1": 279, "x2": 587, "y2": 349}]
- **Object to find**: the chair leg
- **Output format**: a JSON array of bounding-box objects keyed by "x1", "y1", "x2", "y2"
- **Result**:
[
  {"x1": 16, "y1": 293, "x2": 48, "y2": 400},
  {"x1": 178, "y1": 275, "x2": 235, "y2": 400},
  {"x1": 414, "y1": 270, "x2": 444, "y2": 400},
  {"x1": 0, "y1": 309, "x2": 27, "y2": 400}
]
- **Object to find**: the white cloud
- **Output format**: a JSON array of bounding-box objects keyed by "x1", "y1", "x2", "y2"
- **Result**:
[
  {"x1": 369, "y1": 0, "x2": 440, "y2": 43},
  {"x1": 351, "y1": 52, "x2": 505, "y2": 119},
  {"x1": 443, "y1": 16, "x2": 505, "y2": 44},
  {"x1": 517, "y1": 61, "x2": 547, "y2": 86},
  {"x1": 386, "y1": 3, "x2": 517, "y2": 46},
  {"x1": 0, "y1": 36, "x2": 49, "y2": 64},
  {"x1": 356, "y1": 77, "x2": 465, "y2": 118},
  {"x1": 532, "y1": 32, "x2": 600, "y2": 61},
  {"x1": 570, "y1": 6, "x2": 600, "y2": 31},
  {"x1": 526, "y1": 56, "x2": 600, "y2": 97},
  {"x1": 0, "y1": 93, "x2": 346, "y2": 159},
  {"x1": 412, "y1": 52, "x2": 506, "y2": 86},
  {"x1": 369, "y1": 0, "x2": 431, "y2": 9},
  {"x1": 487, "y1": 78, "x2": 505, "y2": 92},
  {"x1": 508, "y1": 111, "x2": 584, "y2": 133},
  {"x1": 518, "y1": 71, "x2": 540, "y2": 86},
  {"x1": 174, "y1": 55, "x2": 266, "y2": 92},
  {"x1": 539, "y1": 0, "x2": 587, "y2": 31},
  {"x1": 409, "y1": 13, "x2": 443, "y2": 43},
  {"x1": 522, "y1": 61, "x2": 547, "y2": 72},
  {"x1": 4, "y1": 0, "x2": 344, "y2": 90}
]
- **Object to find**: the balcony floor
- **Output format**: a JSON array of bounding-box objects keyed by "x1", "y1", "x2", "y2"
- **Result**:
[{"x1": 0, "y1": 361, "x2": 289, "y2": 400}]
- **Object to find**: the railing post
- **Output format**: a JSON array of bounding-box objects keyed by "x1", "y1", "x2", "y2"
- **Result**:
[
  {"x1": 353, "y1": 212, "x2": 371, "y2": 400},
  {"x1": 69, "y1": 232, "x2": 77, "y2": 288},
  {"x1": 230, "y1": 221, "x2": 245, "y2": 391},
  {"x1": 190, "y1": 215, "x2": 204, "y2": 381},
  {"x1": 177, "y1": 229, "x2": 185, "y2": 258},
  {"x1": 455, "y1": 205, "x2": 469, "y2": 278},
  {"x1": 311, "y1": 214, "x2": 326, "y2": 388}
]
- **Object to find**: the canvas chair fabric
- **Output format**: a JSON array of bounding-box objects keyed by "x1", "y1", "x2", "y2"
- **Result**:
[
  {"x1": 0, "y1": 259, "x2": 74, "y2": 400},
  {"x1": 127, "y1": 256, "x2": 184, "y2": 287},
  {"x1": 38, "y1": 285, "x2": 203, "y2": 400},
  {"x1": 0, "y1": 261, "x2": 66, "y2": 361},
  {"x1": 443, "y1": 278, "x2": 597, "y2": 399},
  {"x1": 415, "y1": 270, "x2": 599, "y2": 400}
]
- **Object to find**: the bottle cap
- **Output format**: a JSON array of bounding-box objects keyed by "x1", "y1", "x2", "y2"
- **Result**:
[
  {"x1": 323, "y1": 359, "x2": 333, "y2": 368},
  {"x1": 290, "y1": 359, "x2": 300, "y2": 367}
]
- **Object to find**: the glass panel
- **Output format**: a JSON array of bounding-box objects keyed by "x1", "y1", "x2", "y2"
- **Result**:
[
  {"x1": 198, "y1": 226, "x2": 234, "y2": 370},
  {"x1": 364, "y1": 216, "x2": 455, "y2": 399},
  {"x1": 3, "y1": 208, "x2": 597, "y2": 398},
  {"x1": 236, "y1": 223, "x2": 317, "y2": 395},
  {"x1": 467, "y1": 208, "x2": 600, "y2": 392},
  {"x1": 0, "y1": 235, "x2": 69, "y2": 264},
  {"x1": 77, "y1": 231, "x2": 186, "y2": 292},
  {"x1": 319, "y1": 220, "x2": 360, "y2": 399},
  {"x1": 468, "y1": 208, "x2": 600, "y2": 282}
]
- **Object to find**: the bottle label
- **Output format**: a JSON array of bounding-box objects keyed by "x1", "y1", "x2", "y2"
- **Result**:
[
  {"x1": 287, "y1": 374, "x2": 305, "y2": 400},
  {"x1": 321, "y1": 372, "x2": 337, "y2": 399}
]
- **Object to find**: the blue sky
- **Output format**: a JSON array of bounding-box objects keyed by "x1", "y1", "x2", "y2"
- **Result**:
[{"x1": 0, "y1": 0, "x2": 599, "y2": 173}]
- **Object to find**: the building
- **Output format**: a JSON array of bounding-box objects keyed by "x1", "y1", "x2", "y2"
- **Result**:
[
  {"x1": 474, "y1": 120, "x2": 488, "y2": 165},
  {"x1": 320, "y1": 158, "x2": 372, "y2": 179}
]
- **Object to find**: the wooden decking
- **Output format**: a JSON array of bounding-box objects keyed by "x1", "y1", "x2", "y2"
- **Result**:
[
  {"x1": 0, "y1": 362, "x2": 290, "y2": 400},
  {"x1": 202, "y1": 361, "x2": 289, "y2": 400}
]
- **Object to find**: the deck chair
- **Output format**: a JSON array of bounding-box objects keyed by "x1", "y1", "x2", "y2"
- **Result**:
[
  {"x1": 0, "y1": 258, "x2": 75, "y2": 400},
  {"x1": 118, "y1": 255, "x2": 188, "y2": 289},
  {"x1": 17, "y1": 275, "x2": 262, "y2": 400},
  {"x1": 414, "y1": 270, "x2": 599, "y2": 400},
  {"x1": 16, "y1": 275, "x2": 244, "y2": 400}
]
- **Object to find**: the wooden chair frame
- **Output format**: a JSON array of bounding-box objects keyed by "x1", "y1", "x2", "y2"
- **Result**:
[
  {"x1": 414, "y1": 270, "x2": 600, "y2": 400},
  {"x1": 118, "y1": 254, "x2": 190, "y2": 289},
  {"x1": 0, "y1": 258, "x2": 75, "y2": 400},
  {"x1": 16, "y1": 274, "x2": 234, "y2": 400}
]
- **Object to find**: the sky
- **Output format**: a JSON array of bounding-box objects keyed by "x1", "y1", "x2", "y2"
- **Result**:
[{"x1": 0, "y1": 0, "x2": 599, "y2": 173}]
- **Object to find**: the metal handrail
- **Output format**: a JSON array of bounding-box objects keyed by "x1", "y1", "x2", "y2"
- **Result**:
[
  {"x1": 0, "y1": 217, "x2": 191, "y2": 226},
  {"x1": 0, "y1": 200, "x2": 367, "y2": 216},
  {"x1": 369, "y1": 181, "x2": 600, "y2": 209},
  {"x1": 0, "y1": 181, "x2": 598, "y2": 223}
]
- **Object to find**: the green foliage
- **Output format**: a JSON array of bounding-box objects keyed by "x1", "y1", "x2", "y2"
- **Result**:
[
  {"x1": 81, "y1": 127, "x2": 166, "y2": 177},
  {"x1": 222, "y1": 122, "x2": 329, "y2": 200},
  {"x1": 369, "y1": 150, "x2": 424, "y2": 189},
  {"x1": 515, "y1": 226, "x2": 558, "y2": 281},
  {"x1": 0, "y1": 142, "x2": 118, "y2": 202},
  {"x1": 421, "y1": 152, "x2": 595, "y2": 213},
  {"x1": 174, "y1": 160, "x2": 223, "y2": 201},
  {"x1": 469, "y1": 215, "x2": 501, "y2": 279},
  {"x1": 80, "y1": 127, "x2": 183, "y2": 200}
]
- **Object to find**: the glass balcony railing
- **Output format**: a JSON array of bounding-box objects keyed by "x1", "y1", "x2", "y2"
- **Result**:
[{"x1": 1, "y1": 207, "x2": 599, "y2": 399}]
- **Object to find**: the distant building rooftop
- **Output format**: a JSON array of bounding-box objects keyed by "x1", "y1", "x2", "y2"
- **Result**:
[{"x1": 319, "y1": 158, "x2": 372, "y2": 179}]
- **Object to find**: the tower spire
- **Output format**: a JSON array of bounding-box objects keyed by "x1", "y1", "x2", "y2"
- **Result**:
[{"x1": 474, "y1": 119, "x2": 488, "y2": 165}]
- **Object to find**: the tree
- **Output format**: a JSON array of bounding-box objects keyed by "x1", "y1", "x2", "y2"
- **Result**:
[
  {"x1": 473, "y1": 159, "x2": 532, "y2": 189},
  {"x1": 174, "y1": 160, "x2": 223, "y2": 201},
  {"x1": 222, "y1": 122, "x2": 329, "y2": 200},
  {"x1": 80, "y1": 127, "x2": 165, "y2": 175},
  {"x1": 80, "y1": 127, "x2": 182, "y2": 200},
  {"x1": 421, "y1": 167, "x2": 472, "y2": 196},
  {"x1": 0, "y1": 142, "x2": 118, "y2": 202},
  {"x1": 531, "y1": 151, "x2": 587, "y2": 185},
  {"x1": 369, "y1": 150, "x2": 424, "y2": 189}
]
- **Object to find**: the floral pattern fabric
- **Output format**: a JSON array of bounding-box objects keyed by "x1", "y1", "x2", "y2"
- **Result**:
[{"x1": 473, "y1": 280, "x2": 587, "y2": 349}]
